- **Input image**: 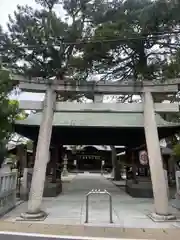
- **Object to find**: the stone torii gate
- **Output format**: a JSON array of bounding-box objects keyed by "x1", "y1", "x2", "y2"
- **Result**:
[{"x1": 13, "y1": 76, "x2": 179, "y2": 221}]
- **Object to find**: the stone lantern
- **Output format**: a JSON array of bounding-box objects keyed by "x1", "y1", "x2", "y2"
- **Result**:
[{"x1": 62, "y1": 154, "x2": 68, "y2": 176}]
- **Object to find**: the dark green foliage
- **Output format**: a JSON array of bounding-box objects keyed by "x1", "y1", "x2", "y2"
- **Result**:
[
  {"x1": 3, "y1": 0, "x2": 180, "y2": 83},
  {"x1": 0, "y1": 0, "x2": 112, "y2": 100},
  {"x1": 1, "y1": 0, "x2": 180, "y2": 82},
  {"x1": 1, "y1": 0, "x2": 100, "y2": 80},
  {"x1": 0, "y1": 143, "x2": 8, "y2": 167},
  {"x1": 83, "y1": 0, "x2": 180, "y2": 81},
  {"x1": 0, "y1": 70, "x2": 19, "y2": 140},
  {"x1": 0, "y1": 68, "x2": 20, "y2": 165}
]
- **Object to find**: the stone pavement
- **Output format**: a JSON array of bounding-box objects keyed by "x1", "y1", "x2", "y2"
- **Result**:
[
  {"x1": 0, "y1": 231, "x2": 155, "y2": 240},
  {"x1": 2, "y1": 173, "x2": 180, "y2": 229},
  {"x1": 0, "y1": 221, "x2": 180, "y2": 239}
]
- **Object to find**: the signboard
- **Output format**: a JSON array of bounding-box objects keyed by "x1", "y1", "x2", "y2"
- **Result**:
[
  {"x1": 177, "y1": 160, "x2": 180, "y2": 168},
  {"x1": 139, "y1": 150, "x2": 148, "y2": 165}
]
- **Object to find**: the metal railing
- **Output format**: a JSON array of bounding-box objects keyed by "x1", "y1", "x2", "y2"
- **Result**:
[{"x1": 85, "y1": 189, "x2": 113, "y2": 223}]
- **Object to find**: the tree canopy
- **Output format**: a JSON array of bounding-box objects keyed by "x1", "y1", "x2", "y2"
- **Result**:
[
  {"x1": 0, "y1": 67, "x2": 23, "y2": 165},
  {"x1": 82, "y1": 0, "x2": 180, "y2": 81},
  {"x1": 1, "y1": 0, "x2": 180, "y2": 94},
  {"x1": 0, "y1": 69, "x2": 19, "y2": 141},
  {"x1": 1, "y1": 0, "x2": 180, "y2": 82},
  {"x1": 1, "y1": 0, "x2": 180, "y2": 154}
]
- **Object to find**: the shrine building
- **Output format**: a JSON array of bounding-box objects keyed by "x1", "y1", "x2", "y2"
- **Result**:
[
  {"x1": 11, "y1": 76, "x2": 180, "y2": 221},
  {"x1": 14, "y1": 111, "x2": 180, "y2": 199}
]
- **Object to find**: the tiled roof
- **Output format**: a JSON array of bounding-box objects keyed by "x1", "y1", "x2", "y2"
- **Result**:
[{"x1": 15, "y1": 112, "x2": 180, "y2": 128}]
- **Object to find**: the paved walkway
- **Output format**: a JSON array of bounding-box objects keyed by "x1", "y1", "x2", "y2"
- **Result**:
[
  {"x1": 2, "y1": 173, "x2": 180, "y2": 229},
  {"x1": 0, "y1": 221, "x2": 180, "y2": 239},
  {"x1": 0, "y1": 231, "x2": 156, "y2": 240}
]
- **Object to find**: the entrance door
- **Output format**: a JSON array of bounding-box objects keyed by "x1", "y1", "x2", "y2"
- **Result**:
[{"x1": 78, "y1": 156, "x2": 101, "y2": 171}]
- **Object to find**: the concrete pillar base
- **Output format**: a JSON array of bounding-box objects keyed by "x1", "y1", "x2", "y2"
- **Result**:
[
  {"x1": 19, "y1": 210, "x2": 47, "y2": 221},
  {"x1": 148, "y1": 212, "x2": 176, "y2": 222}
]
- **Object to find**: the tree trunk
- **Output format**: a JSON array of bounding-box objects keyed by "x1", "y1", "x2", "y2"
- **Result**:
[{"x1": 110, "y1": 145, "x2": 121, "y2": 181}]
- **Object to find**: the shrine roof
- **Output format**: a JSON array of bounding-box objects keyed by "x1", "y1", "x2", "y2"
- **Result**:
[
  {"x1": 15, "y1": 111, "x2": 180, "y2": 128},
  {"x1": 14, "y1": 112, "x2": 180, "y2": 146}
]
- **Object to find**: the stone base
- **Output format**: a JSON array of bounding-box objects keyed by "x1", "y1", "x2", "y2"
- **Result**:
[
  {"x1": 148, "y1": 212, "x2": 176, "y2": 222},
  {"x1": 126, "y1": 179, "x2": 153, "y2": 198},
  {"x1": 62, "y1": 169, "x2": 69, "y2": 176},
  {"x1": 43, "y1": 181, "x2": 62, "y2": 197},
  {"x1": 18, "y1": 210, "x2": 47, "y2": 221},
  {"x1": 25, "y1": 181, "x2": 62, "y2": 199}
]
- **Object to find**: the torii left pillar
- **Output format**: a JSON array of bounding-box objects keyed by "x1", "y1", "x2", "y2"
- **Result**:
[{"x1": 21, "y1": 85, "x2": 56, "y2": 220}]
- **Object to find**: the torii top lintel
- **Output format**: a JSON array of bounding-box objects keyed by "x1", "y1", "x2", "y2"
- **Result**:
[{"x1": 11, "y1": 74, "x2": 180, "y2": 94}]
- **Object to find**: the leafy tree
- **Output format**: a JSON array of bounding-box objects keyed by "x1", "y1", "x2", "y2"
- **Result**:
[
  {"x1": 2, "y1": 0, "x2": 180, "y2": 85},
  {"x1": 0, "y1": 0, "x2": 111, "y2": 101},
  {"x1": 153, "y1": 48, "x2": 180, "y2": 123},
  {"x1": 83, "y1": 0, "x2": 180, "y2": 81},
  {"x1": 81, "y1": 0, "x2": 180, "y2": 149},
  {"x1": 80, "y1": 0, "x2": 180, "y2": 126},
  {"x1": 162, "y1": 50, "x2": 180, "y2": 80},
  {"x1": 15, "y1": 107, "x2": 29, "y2": 120},
  {"x1": 0, "y1": 70, "x2": 19, "y2": 139},
  {"x1": 0, "y1": 68, "x2": 20, "y2": 166}
]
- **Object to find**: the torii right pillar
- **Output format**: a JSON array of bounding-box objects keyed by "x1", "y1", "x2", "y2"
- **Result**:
[{"x1": 143, "y1": 90, "x2": 176, "y2": 221}]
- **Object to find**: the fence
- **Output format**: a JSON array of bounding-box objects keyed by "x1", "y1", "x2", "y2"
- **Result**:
[{"x1": 0, "y1": 170, "x2": 17, "y2": 216}]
